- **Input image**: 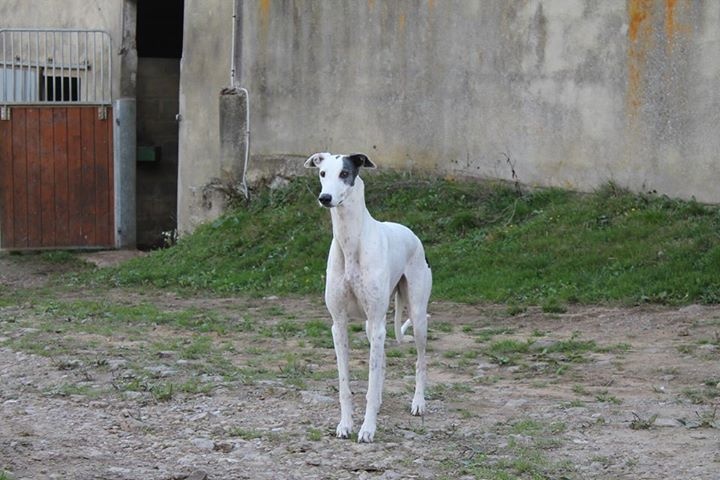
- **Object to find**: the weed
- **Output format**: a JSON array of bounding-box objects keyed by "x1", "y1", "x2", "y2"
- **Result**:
[
  {"x1": 694, "y1": 407, "x2": 718, "y2": 428},
  {"x1": 485, "y1": 339, "x2": 531, "y2": 365},
  {"x1": 307, "y1": 428, "x2": 324, "y2": 441},
  {"x1": 682, "y1": 381, "x2": 720, "y2": 405},
  {"x1": 460, "y1": 417, "x2": 574, "y2": 479},
  {"x1": 151, "y1": 382, "x2": 175, "y2": 402},
  {"x1": 181, "y1": 336, "x2": 213, "y2": 360},
  {"x1": 541, "y1": 298, "x2": 568, "y2": 314},
  {"x1": 433, "y1": 321, "x2": 453, "y2": 333},
  {"x1": 237, "y1": 316, "x2": 257, "y2": 332},
  {"x1": 595, "y1": 391, "x2": 623, "y2": 404},
  {"x1": 475, "y1": 327, "x2": 515, "y2": 343},
  {"x1": 573, "y1": 384, "x2": 589, "y2": 396},
  {"x1": 506, "y1": 304, "x2": 527, "y2": 316},
  {"x1": 630, "y1": 412, "x2": 658, "y2": 430}
]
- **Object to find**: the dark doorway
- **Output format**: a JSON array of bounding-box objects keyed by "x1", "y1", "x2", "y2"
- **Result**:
[
  {"x1": 137, "y1": 1, "x2": 184, "y2": 58},
  {"x1": 135, "y1": 0, "x2": 183, "y2": 249}
]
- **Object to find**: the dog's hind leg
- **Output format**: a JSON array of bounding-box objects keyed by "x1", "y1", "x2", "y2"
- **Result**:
[
  {"x1": 393, "y1": 276, "x2": 410, "y2": 344},
  {"x1": 408, "y1": 265, "x2": 432, "y2": 416}
]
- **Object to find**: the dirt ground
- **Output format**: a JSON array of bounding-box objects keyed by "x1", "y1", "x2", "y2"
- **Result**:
[{"x1": 0, "y1": 253, "x2": 719, "y2": 479}]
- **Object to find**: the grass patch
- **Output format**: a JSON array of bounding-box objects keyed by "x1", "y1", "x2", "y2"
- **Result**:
[
  {"x1": 82, "y1": 174, "x2": 720, "y2": 305},
  {"x1": 457, "y1": 418, "x2": 573, "y2": 479}
]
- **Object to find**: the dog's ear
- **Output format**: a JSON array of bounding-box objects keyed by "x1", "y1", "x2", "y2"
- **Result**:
[
  {"x1": 304, "y1": 152, "x2": 326, "y2": 168},
  {"x1": 348, "y1": 153, "x2": 376, "y2": 169}
]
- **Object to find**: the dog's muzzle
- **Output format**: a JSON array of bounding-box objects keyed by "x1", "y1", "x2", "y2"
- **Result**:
[{"x1": 318, "y1": 194, "x2": 333, "y2": 207}]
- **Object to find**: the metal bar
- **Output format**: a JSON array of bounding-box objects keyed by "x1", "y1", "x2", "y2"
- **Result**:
[
  {"x1": 2, "y1": 32, "x2": 6, "y2": 102},
  {"x1": 51, "y1": 31, "x2": 56, "y2": 102},
  {"x1": 75, "y1": 31, "x2": 79, "y2": 101},
  {"x1": 10, "y1": 31, "x2": 14, "y2": 102},
  {"x1": 60, "y1": 31, "x2": 65, "y2": 102},
  {"x1": 20, "y1": 31, "x2": 25, "y2": 101},
  {"x1": 100, "y1": 32, "x2": 104, "y2": 103},
  {"x1": 43, "y1": 31, "x2": 48, "y2": 101},
  {"x1": 92, "y1": 31, "x2": 96, "y2": 103},
  {"x1": 35, "y1": 31, "x2": 39, "y2": 101},
  {"x1": 84, "y1": 31, "x2": 88, "y2": 102}
]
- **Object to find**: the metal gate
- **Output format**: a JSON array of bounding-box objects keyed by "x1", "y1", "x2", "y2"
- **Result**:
[{"x1": 0, "y1": 29, "x2": 114, "y2": 249}]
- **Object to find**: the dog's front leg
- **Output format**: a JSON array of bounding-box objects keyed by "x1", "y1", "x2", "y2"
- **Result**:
[
  {"x1": 358, "y1": 317, "x2": 386, "y2": 443},
  {"x1": 331, "y1": 315, "x2": 353, "y2": 438}
]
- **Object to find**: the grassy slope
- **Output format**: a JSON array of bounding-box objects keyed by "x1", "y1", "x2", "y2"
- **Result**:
[{"x1": 97, "y1": 173, "x2": 720, "y2": 306}]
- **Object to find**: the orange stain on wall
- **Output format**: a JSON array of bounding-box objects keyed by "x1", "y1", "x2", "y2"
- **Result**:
[
  {"x1": 259, "y1": 0, "x2": 271, "y2": 32},
  {"x1": 665, "y1": 0, "x2": 678, "y2": 40},
  {"x1": 627, "y1": 0, "x2": 654, "y2": 115},
  {"x1": 628, "y1": 0, "x2": 653, "y2": 41}
]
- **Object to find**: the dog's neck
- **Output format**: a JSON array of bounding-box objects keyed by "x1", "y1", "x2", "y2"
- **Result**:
[{"x1": 329, "y1": 176, "x2": 372, "y2": 257}]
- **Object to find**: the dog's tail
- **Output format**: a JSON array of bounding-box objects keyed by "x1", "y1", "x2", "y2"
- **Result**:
[{"x1": 394, "y1": 284, "x2": 413, "y2": 344}]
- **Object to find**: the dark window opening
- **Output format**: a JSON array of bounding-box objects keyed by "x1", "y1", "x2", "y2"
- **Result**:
[
  {"x1": 41, "y1": 75, "x2": 80, "y2": 101},
  {"x1": 137, "y1": 0, "x2": 184, "y2": 58}
]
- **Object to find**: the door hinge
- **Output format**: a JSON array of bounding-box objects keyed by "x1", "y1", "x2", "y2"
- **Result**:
[
  {"x1": 0, "y1": 106, "x2": 10, "y2": 121},
  {"x1": 98, "y1": 106, "x2": 108, "y2": 120}
]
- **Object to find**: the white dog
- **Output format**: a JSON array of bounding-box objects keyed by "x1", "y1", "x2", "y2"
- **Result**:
[{"x1": 305, "y1": 152, "x2": 432, "y2": 443}]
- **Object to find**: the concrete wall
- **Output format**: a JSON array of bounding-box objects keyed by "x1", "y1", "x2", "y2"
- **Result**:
[
  {"x1": 176, "y1": 0, "x2": 234, "y2": 234},
  {"x1": 233, "y1": 0, "x2": 720, "y2": 204},
  {"x1": 136, "y1": 57, "x2": 179, "y2": 248}
]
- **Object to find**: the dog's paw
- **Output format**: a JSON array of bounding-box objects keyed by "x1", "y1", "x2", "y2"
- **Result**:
[
  {"x1": 411, "y1": 397, "x2": 426, "y2": 416},
  {"x1": 357, "y1": 423, "x2": 376, "y2": 443},
  {"x1": 336, "y1": 421, "x2": 353, "y2": 439}
]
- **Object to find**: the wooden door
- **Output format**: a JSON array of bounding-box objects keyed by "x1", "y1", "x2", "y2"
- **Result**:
[{"x1": 0, "y1": 106, "x2": 114, "y2": 249}]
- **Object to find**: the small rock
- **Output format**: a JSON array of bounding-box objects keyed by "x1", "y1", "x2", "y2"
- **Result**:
[
  {"x1": 191, "y1": 437, "x2": 215, "y2": 451},
  {"x1": 530, "y1": 338, "x2": 558, "y2": 351},
  {"x1": 123, "y1": 391, "x2": 143, "y2": 400},
  {"x1": 504, "y1": 398, "x2": 528, "y2": 408},
  {"x1": 145, "y1": 365, "x2": 177, "y2": 378},
  {"x1": 189, "y1": 412, "x2": 208, "y2": 422},
  {"x1": 187, "y1": 470, "x2": 209, "y2": 480},
  {"x1": 654, "y1": 417, "x2": 680, "y2": 428},
  {"x1": 214, "y1": 441, "x2": 234, "y2": 453},
  {"x1": 300, "y1": 390, "x2": 335, "y2": 405}
]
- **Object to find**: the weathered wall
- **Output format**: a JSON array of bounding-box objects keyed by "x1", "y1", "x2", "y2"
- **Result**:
[
  {"x1": 176, "y1": 0, "x2": 234, "y2": 234},
  {"x1": 237, "y1": 0, "x2": 720, "y2": 203}
]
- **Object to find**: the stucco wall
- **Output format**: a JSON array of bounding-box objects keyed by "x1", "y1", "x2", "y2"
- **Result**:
[
  {"x1": 176, "y1": 0, "x2": 234, "y2": 234},
  {"x1": 236, "y1": 0, "x2": 720, "y2": 203}
]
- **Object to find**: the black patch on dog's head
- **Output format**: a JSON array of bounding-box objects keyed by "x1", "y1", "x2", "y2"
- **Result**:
[
  {"x1": 340, "y1": 153, "x2": 376, "y2": 186},
  {"x1": 341, "y1": 156, "x2": 361, "y2": 186}
]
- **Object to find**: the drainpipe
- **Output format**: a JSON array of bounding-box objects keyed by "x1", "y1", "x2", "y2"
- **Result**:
[{"x1": 230, "y1": 0, "x2": 250, "y2": 199}]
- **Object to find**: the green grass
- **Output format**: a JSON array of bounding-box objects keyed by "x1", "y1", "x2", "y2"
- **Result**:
[
  {"x1": 90, "y1": 174, "x2": 720, "y2": 306},
  {"x1": 457, "y1": 418, "x2": 573, "y2": 479}
]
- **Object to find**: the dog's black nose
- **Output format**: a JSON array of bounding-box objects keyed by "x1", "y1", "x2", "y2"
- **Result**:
[{"x1": 318, "y1": 194, "x2": 332, "y2": 206}]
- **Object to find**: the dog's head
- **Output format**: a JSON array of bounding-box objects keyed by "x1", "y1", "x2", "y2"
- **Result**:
[{"x1": 304, "y1": 152, "x2": 376, "y2": 207}]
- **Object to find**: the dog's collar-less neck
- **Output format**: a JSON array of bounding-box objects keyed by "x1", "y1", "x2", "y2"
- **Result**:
[{"x1": 330, "y1": 177, "x2": 372, "y2": 253}]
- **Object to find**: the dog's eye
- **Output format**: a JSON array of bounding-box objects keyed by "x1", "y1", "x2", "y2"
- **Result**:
[
  {"x1": 339, "y1": 171, "x2": 349, "y2": 179},
  {"x1": 320, "y1": 171, "x2": 326, "y2": 178}
]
